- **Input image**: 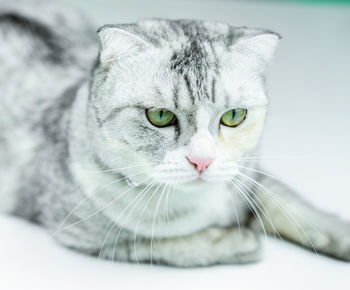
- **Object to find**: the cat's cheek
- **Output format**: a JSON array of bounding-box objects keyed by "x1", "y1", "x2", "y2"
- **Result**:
[{"x1": 217, "y1": 110, "x2": 266, "y2": 159}]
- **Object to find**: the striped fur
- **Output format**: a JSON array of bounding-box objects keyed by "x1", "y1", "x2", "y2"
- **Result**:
[{"x1": 1, "y1": 2, "x2": 350, "y2": 267}]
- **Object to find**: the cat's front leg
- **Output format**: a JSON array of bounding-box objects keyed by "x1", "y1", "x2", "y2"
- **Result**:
[
  {"x1": 103, "y1": 227, "x2": 262, "y2": 267},
  {"x1": 253, "y1": 173, "x2": 350, "y2": 261}
]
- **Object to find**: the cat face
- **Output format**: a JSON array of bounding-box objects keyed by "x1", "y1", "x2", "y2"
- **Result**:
[{"x1": 89, "y1": 19, "x2": 279, "y2": 188}]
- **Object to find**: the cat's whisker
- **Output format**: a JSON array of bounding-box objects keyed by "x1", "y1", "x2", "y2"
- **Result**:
[
  {"x1": 231, "y1": 180, "x2": 267, "y2": 239},
  {"x1": 238, "y1": 172, "x2": 304, "y2": 233},
  {"x1": 235, "y1": 177, "x2": 283, "y2": 241},
  {"x1": 98, "y1": 220, "x2": 116, "y2": 262},
  {"x1": 235, "y1": 164, "x2": 295, "y2": 188},
  {"x1": 133, "y1": 182, "x2": 163, "y2": 264},
  {"x1": 57, "y1": 175, "x2": 152, "y2": 234},
  {"x1": 236, "y1": 165, "x2": 323, "y2": 239},
  {"x1": 150, "y1": 184, "x2": 168, "y2": 266},
  {"x1": 111, "y1": 181, "x2": 157, "y2": 262},
  {"x1": 238, "y1": 172, "x2": 319, "y2": 255},
  {"x1": 98, "y1": 180, "x2": 156, "y2": 261},
  {"x1": 162, "y1": 185, "x2": 169, "y2": 230},
  {"x1": 239, "y1": 155, "x2": 304, "y2": 161},
  {"x1": 238, "y1": 159, "x2": 283, "y2": 163},
  {"x1": 228, "y1": 192, "x2": 241, "y2": 232},
  {"x1": 88, "y1": 162, "x2": 156, "y2": 174},
  {"x1": 163, "y1": 184, "x2": 176, "y2": 249},
  {"x1": 53, "y1": 168, "x2": 151, "y2": 236},
  {"x1": 163, "y1": 183, "x2": 173, "y2": 241}
]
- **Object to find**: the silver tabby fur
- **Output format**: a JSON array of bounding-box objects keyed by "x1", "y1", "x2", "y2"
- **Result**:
[{"x1": 1, "y1": 1, "x2": 350, "y2": 267}]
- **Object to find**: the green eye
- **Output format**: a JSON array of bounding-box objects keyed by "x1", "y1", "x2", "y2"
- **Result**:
[
  {"x1": 146, "y1": 109, "x2": 176, "y2": 127},
  {"x1": 220, "y1": 108, "x2": 247, "y2": 127}
]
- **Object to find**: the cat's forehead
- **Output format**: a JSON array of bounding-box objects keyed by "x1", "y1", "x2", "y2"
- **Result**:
[
  {"x1": 154, "y1": 68, "x2": 266, "y2": 112},
  {"x1": 112, "y1": 64, "x2": 266, "y2": 115},
  {"x1": 113, "y1": 50, "x2": 267, "y2": 112},
  {"x1": 104, "y1": 19, "x2": 273, "y2": 110}
]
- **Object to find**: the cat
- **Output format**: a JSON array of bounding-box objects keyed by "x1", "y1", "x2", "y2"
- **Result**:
[{"x1": 1, "y1": 1, "x2": 349, "y2": 267}]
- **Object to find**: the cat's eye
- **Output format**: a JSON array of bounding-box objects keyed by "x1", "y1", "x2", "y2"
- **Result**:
[
  {"x1": 220, "y1": 108, "x2": 247, "y2": 127},
  {"x1": 146, "y1": 109, "x2": 176, "y2": 127}
]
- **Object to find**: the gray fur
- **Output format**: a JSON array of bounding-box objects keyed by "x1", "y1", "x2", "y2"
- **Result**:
[{"x1": 1, "y1": 1, "x2": 350, "y2": 267}]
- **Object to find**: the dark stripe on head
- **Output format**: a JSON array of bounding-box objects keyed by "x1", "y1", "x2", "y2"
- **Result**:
[
  {"x1": 171, "y1": 49, "x2": 192, "y2": 75},
  {"x1": 211, "y1": 78, "x2": 216, "y2": 103},
  {"x1": 174, "y1": 123, "x2": 181, "y2": 144},
  {"x1": 184, "y1": 74, "x2": 195, "y2": 105},
  {"x1": 169, "y1": 21, "x2": 217, "y2": 104},
  {"x1": 173, "y1": 83, "x2": 179, "y2": 109},
  {"x1": 209, "y1": 42, "x2": 220, "y2": 74}
]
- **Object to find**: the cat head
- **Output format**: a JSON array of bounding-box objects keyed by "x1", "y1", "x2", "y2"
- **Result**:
[{"x1": 89, "y1": 19, "x2": 280, "y2": 189}]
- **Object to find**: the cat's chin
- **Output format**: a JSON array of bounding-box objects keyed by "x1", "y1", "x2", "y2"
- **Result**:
[
  {"x1": 151, "y1": 171, "x2": 238, "y2": 189},
  {"x1": 171, "y1": 175, "x2": 236, "y2": 192},
  {"x1": 173, "y1": 179, "x2": 213, "y2": 192},
  {"x1": 198, "y1": 167, "x2": 239, "y2": 183}
]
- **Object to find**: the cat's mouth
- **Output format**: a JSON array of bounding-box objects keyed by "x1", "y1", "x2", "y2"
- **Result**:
[{"x1": 148, "y1": 166, "x2": 240, "y2": 186}]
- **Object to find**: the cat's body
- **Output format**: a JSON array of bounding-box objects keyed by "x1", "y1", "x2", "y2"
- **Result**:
[{"x1": 1, "y1": 1, "x2": 350, "y2": 267}]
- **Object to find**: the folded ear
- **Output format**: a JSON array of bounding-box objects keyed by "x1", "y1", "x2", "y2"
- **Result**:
[
  {"x1": 232, "y1": 31, "x2": 281, "y2": 67},
  {"x1": 98, "y1": 25, "x2": 151, "y2": 68}
]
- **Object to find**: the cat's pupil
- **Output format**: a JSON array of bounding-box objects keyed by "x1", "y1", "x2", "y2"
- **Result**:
[
  {"x1": 231, "y1": 110, "x2": 235, "y2": 120},
  {"x1": 159, "y1": 110, "x2": 164, "y2": 119}
]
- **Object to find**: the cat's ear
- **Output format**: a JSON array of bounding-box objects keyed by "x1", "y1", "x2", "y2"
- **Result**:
[
  {"x1": 97, "y1": 26, "x2": 150, "y2": 68},
  {"x1": 232, "y1": 31, "x2": 281, "y2": 66}
]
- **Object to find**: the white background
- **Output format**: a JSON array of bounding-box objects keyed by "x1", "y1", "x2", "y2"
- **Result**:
[{"x1": 1, "y1": 0, "x2": 350, "y2": 289}]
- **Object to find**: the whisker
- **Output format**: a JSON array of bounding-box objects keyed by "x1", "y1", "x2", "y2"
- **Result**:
[
  {"x1": 238, "y1": 172, "x2": 319, "y2": 255},
  {"x1": 88, "y1": 162, "x2": 156, "y2": 174},
  {"x1": 235, "y1": 164, "x2": 295, "y2": 188},
  {"x1": 228, "y1": 193, "x2": 241, "y2": 232},
  {"x1": 239, "y1": 155, "x2": 305, "y2": 161},
  {"x1": 150, "y1": 184, "x2": 168, "y2": 266},
  {"x1": 98, "y1": 181, "x2": 155, "y2": 261},
  {"x1": 57, "y1": 175, "x2": 151, "y2": 234},
  {"x1": 53, "y1": 168, "x2": 150, "y2": 236},
  {"x1": 133, "y1": 182, "x2": 163, "y2": 264},
  {"x1": 97, "y1": 220, "x2": 115, "y2": 261},
  {"x1": 237, "y1": 165, "x2": 323, "y2": 237},
  {"x1": 235, "y1": 177, "x2": 283, "y2": 241},
  {"x1": 111, "y1": 181, "x2": 157, "y2": 262},
  {"x1": 231, "y1": 180, "x2": 267, "y2": 239},
  {"x1": 163, "y1": 183, "x2": 173, "y2": 241}
]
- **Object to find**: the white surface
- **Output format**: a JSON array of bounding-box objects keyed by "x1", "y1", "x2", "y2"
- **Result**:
[
  {"x1": 1, "y1": 0, "x2": 350, "y2": 289},
  {"x1": 1, "y1": 215, "x2": 349, "y2": 290}
]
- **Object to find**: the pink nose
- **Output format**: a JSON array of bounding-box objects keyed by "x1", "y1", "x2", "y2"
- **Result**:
[{"x1": 187, "y1": 156, "x2": 214, "y2": 173}]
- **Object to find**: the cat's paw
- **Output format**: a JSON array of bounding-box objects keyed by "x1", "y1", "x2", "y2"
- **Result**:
[
  {"x1": 127, "y1": 227, "x2": 263, "y2": 267},
  {"x1": 330, "y1": 237, "x2": 350, "y2": 261},
  {"x1": 311, "y1": 218, "x2": 350, "y2": 261},
  {"x1": 212, "y1": 227, "x2": 263, "y2": 265},
  {"x1": 327, "y1": 222, "x2": 350, "y2": 261}
]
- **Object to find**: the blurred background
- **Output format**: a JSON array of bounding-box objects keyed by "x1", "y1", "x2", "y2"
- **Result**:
[{"x1": 1, "y1": 0, "x2": 350, "y2": 289}]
